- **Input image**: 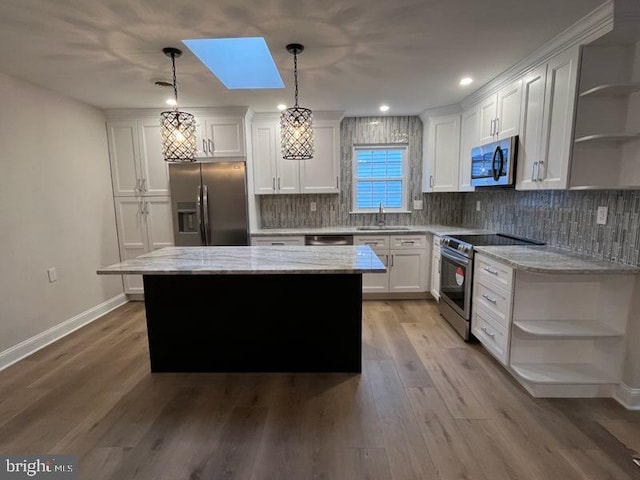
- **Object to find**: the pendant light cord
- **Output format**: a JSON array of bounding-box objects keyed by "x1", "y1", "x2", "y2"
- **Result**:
[
  {"x1": 171, "y1": 52, "x2": 179, "y2": 109},
  {"x1": 293, "y1": 50, "x2": 299, "y2": 107}
]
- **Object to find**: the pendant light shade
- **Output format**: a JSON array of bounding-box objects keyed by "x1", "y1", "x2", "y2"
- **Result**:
[
  {"x1": 281, "y1": 43, "x2": 314, "y2": 160},
  {"x1": 160, "y1": 47, "x2": 196, "y2": 162}
]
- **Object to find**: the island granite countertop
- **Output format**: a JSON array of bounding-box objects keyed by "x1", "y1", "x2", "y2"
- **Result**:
[
  {"x1": 474, "y1": 245, "x2": 639, "y2": 275},
  {"x1": 251, "y1": 225, "x2": 492, "y2": 237},
  {"x1": 97, "y1": 245, "x2": 387, "y2": 275}
]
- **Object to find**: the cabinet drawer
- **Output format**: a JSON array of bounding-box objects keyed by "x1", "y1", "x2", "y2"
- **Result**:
[
  {"x1": 475, "y1": 254, "x2": 514, "y2": 292},
  {"x1": 355, "y1": 235, "x2": 389, "y2": 250},
  {"x1": 391, "y1": 235, "x2": 425, "y2": 249},
  {"x1": 251, "y1": 236, "x2": 305, "y2": 246},
  {"x1": 472, "y1": 307, "x2": 509, "y2": 365},
  {"x1": 474, "y1": 281, "x2": 512, "y2": 327}
]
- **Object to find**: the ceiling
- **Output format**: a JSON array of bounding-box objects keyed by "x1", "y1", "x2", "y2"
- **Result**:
[{"x1": 0, "y1": 0, "x2": 603, "y2": 116}]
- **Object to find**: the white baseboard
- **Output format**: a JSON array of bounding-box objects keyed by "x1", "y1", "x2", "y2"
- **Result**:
[
  {"x1": 0, "y1": 294, "x2": 128, "y2": 372},
  {"x1": 614, "y1": 384, "x2": 640, "y2": 410}
]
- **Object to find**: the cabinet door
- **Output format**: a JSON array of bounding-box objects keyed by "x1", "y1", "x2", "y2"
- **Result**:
[
  {"x1": 363, "y1": 248, "x2": 390, "y2": 293},
  {"x1": 430, "y1": 242, "x2": 441, "y2": 300},
  {"x1": 107, "y1": 120, "x2": 141, "y2": 196},
  {"x1": 459, "y1": 106, "x2": 480, "y2": 192},
  {"x1": 540, "y1": 46, "x2": 579, "y2": 189},
  {"x1": 114, "y1": 197, "x2": 147, "y2": 294},
  {"x1": 428, "y1": 114, "x2": 461, "y2": 192},
  {"x1": 251, "y1": 122, "x2": 278, "y2": 194},
  {"x1": 205, "y1": 117, "x2": 245, "y2": 157},
  {"x1": 496, "y1": 79, "x2": 522, "y2": 139},
  {"x1": 516, "y1": 65, "x2": 547, "y2": 191},
  {"x1": 138, "y1": 119, "x2": 171, "y2": 196},
  {"x1": 478, "y1": 94, "x2": 498, "y2": 145},
  {"x1": 389, "y1": 249, "x2": 427, "y2": 293},
  {"x1": 274, "y1": 121, "x2": 301, "y2": 194},
  {"x1": 143, "y1": 197, "x2": 174, "y2": 252},
  {"x1": 299, "y1": 121, "x2": 340, "y2": 193}
]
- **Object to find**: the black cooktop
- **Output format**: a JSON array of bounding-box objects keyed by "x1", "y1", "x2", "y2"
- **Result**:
[{"x1": 448, "y1": 233, "x2": 544, "y2": 247}]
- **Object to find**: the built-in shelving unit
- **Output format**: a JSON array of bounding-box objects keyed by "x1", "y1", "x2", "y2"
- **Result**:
[
  {"x1": 513, "y1": 320, "x2": 624, "y2": 338},
  {"x1": 511, "y1": 363, "x2": 618, "y2": 385},
  {"x1": 579, "y1": 83, "x2": 640, "y2": 97},
  {"x1": 574, "y1": 132, "x2": 640, "y2": 143}
]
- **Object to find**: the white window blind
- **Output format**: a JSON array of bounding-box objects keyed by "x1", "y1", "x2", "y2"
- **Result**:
[{"x1": 353, "y1": 146, "x2": 407, "y2": 211}]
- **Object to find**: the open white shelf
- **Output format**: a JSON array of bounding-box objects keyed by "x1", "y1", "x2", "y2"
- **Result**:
[
  {"x1": 511, "y1": 363, "x2": 617, "y2": 385},
  {"x1": 574, "y1": 132, "x2": 640, "y2": 143},
  {"x1": 579, "y1": 83, "x2": 640, "y2": 97},
  {"x1": 513, "y1": 320, "x2": 624, "y2": 338}
]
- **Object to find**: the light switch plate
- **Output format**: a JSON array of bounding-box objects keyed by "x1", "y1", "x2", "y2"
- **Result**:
[
  {"x1": 413, "y1": 199, "x2": 423, "y2": 210},
  {"x1": 47, "y1": 267, "x2": 57, "y2": 283},
  {"x1": 310, "y1": 202, "x2": 317, "y2": 212},
  {"x1": 597, "y1": 206, "x2": 608, "y2": 225},
  {"x1": 476, "y1": 201, "x2": 481, "y2": 212}
]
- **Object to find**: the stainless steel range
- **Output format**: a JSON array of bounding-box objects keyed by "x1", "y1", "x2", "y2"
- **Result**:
[{"x1": 438, "y1": 233, "x2": 544, "y2": 341}]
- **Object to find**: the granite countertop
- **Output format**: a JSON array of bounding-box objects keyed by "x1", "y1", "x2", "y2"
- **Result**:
[
  {"x1": 474, "y1": 245, "x2": 640, "y2": 275},
  {"x1": 97, "y1": 246, "x2": 387, "y2": 275},
  {"x1": 250, "y1": 225, "x2": 492, "y2": 237}
]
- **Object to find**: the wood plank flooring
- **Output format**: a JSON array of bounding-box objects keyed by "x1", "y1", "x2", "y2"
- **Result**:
[{"x1": 1, "y1": 299, "x2": 639, "y2": 479}]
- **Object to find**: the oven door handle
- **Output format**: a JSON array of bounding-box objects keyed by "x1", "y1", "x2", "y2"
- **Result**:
[{"x1": 440, "y1": 247, "x2": 470, "y2": 265}]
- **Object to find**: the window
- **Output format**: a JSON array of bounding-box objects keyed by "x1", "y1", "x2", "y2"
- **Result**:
[{"x1": 352, "y1": 145, "x2": 408, "y2": 212}]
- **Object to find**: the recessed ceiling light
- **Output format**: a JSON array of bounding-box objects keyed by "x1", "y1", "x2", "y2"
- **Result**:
[
  {"x1": 182, "y1": 37, "x2": 284, "y2": 89},
  {"x1": 379, "y1": 105, "x2": 390, "y2": 112},
  {"x1": 166, "y1": 98, "x2": 177, "y2": 106},
  {"x1": 460, "y1": 77, "x2": 473, "y2": 86},
  {"x1": 277, "y1": 104, "x2": 287, "y2": 111}
]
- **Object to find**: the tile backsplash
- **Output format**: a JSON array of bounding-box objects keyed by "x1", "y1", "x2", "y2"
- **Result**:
[
  {"x1": 259, "y1": 116, "x2": 463, "y2": 228},
  {"x1": 461, "y1": 189, "x2": 640, "y2": 266}
]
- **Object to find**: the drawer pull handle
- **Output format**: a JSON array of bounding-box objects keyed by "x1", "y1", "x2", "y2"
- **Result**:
[
  {"x1": 271, "y1": 242, "x2": 285, "y2": 245},
  {"x1": 482, "y1": 293, "x2": 497, "y2": 304},
  {"x1": 364, "y1": 242, "x2": 378, "y2": 245},
  {"x1": 481, "y1": 326, "x2": 495, "y2": 338},
  {"x1": 401, "y1": 240, "x2": 415, "y2": 245},
  {"x1": 483, "y1": 267, "x2": 498, "y2": 275}
]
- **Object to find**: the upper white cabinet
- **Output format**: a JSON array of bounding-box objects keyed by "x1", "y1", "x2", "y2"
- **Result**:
[
  {"x1": 196, "y1": 116, "x2": 245, "y2": 158},
  {"x1": 423, "y1": 114, "x2": 461, "y2": 192},
  {"x1": 477, "y1": 79, "x2": 523, "y2": 144},
  {"x1": 516, "y1": 46, "x2": 580, "y2": 190},
  {"x1": 459, "y1": 105, "x2": 480, "y2": 191},
  {"x1": 251, "y1": 115, "x2": 341, "y2": 195},
  {"x1": 107, "y1": 119, "x2": 170, "y2": 197}
]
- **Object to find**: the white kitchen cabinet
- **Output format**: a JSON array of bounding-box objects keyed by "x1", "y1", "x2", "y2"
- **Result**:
[
  {"x1": 356, "y1": 235, "x2": 428, "y2": 295},
  {"x1": 250, "y1": 235, "x2": 305, "y2": 246},
  {"x1": 113, "y1": 196, "x2": 174, "y2": 294},
  {"x1": 195, "y1": 116, "x2": 245, "y2": 158},
  {"x1": 252, "y1": 115, "x2": 340, "y2": 195},
  {"x1": 459, "y1": 105, "x2": 480, "y2": 191},
  {"x1": 477, "y1": 79, "x2": 522, "y2": 144},
  {"x1": 299, "y1": 120, "x2": 340, "y2": 194},
  {"x1": 423, "y1": 114, "x2": 461, "y2": 192},
  {"x1": 430, "y1": 235, "x2": 441, "y2": 300},
  {"x1": 107, "y1": 119, "x2": 171, "y2": 197}
]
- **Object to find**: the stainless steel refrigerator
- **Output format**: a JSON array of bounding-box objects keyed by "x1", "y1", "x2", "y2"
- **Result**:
[{"x1": 168, "y1": 160, "x2": 249, "y2": 246}]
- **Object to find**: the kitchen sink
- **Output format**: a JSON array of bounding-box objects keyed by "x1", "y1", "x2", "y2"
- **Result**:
[{"x1": 356, "y1": 226, "x2": 411, "y2": 231}]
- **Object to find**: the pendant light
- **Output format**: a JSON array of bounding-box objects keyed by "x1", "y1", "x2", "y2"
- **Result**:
[
  {"x1": 160, "y1": 47, "x2": 196, "y2": 162},
  {"x1": 280, "y1": 43, "x2": 314, "y2": 160}
]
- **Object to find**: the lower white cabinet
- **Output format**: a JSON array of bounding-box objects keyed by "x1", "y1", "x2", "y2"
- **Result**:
[
  {"x1": 250, "y1": 235, "x2": 305, "y2": 246},
  {"x1": 430, "y1": 236, "x2": 441, "y2": 300},
  {"x1": 114, "y1": 196, "x2": 174, "y2": 294},
  {"x1": 472, "y1": 252, "x2": 634, "y2": 399},
  {"x1": 356, "y1": 235, "x2": 428, "y2": 295}
]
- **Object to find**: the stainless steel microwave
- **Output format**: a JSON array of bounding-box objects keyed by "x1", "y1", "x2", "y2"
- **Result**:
[{"x1": 470, "y1": 135, "x2": 518, "y2": 187}]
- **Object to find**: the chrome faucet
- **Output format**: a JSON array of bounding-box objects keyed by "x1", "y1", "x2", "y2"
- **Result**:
[{"x1": 376, "y1": 201, "x2": 385, "y2": 227}]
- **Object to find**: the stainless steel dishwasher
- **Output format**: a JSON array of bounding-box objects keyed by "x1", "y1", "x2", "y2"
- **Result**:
[{"x1": 304, "y1": 234, "x2": 353, "y2": 246}]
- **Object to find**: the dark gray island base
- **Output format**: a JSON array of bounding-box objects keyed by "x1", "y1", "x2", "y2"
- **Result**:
[
  {"x1": 96, "y1": 246, "x2": 386, "y2": 374},
  {"x1": 143, "y1": 273, "x2": 363, "y2": 373}
]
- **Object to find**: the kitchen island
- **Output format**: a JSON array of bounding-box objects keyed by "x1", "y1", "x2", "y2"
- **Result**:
[{"x1": 97, "y1": 246, "x2": 385, "y2": 373}]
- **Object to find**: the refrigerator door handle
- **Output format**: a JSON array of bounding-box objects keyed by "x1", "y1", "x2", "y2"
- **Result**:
[
  {"x1": 196, "y1": 184, "x2": 204, "y2": 244},
  {"x1": 202, "y1": 184, "x2": 210, "y2": 245}
]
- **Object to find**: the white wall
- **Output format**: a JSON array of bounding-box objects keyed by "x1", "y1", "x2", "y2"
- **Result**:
[{"x1": 0, "y1": 72, "x2": 123, "y2": 354}]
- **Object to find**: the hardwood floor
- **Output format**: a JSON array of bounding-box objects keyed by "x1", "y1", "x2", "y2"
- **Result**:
[{"x1": 1, "y1": 299, "x2": 639, "y2": 479}]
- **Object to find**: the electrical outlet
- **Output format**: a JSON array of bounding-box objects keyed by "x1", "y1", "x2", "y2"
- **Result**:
[
  {"x1": 597, "y1": 206, "x2": 608, "y2": 225},
  {"x1": 413, "y1": 199, "x2": 423, "y2": 210},
  {"x1": 47, "y1": 267, "x2": 57, "y2": 283},
  {"x1": 476, "y1": 201, "x2": 481, "y2": 212},
  {"x1": 310, "y1": 202, "x2": 317, "y2": 212}
]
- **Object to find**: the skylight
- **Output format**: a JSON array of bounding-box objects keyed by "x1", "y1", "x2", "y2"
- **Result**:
[{"x1": 182, "y1": 37, "x2": 284, "y2": 89}]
